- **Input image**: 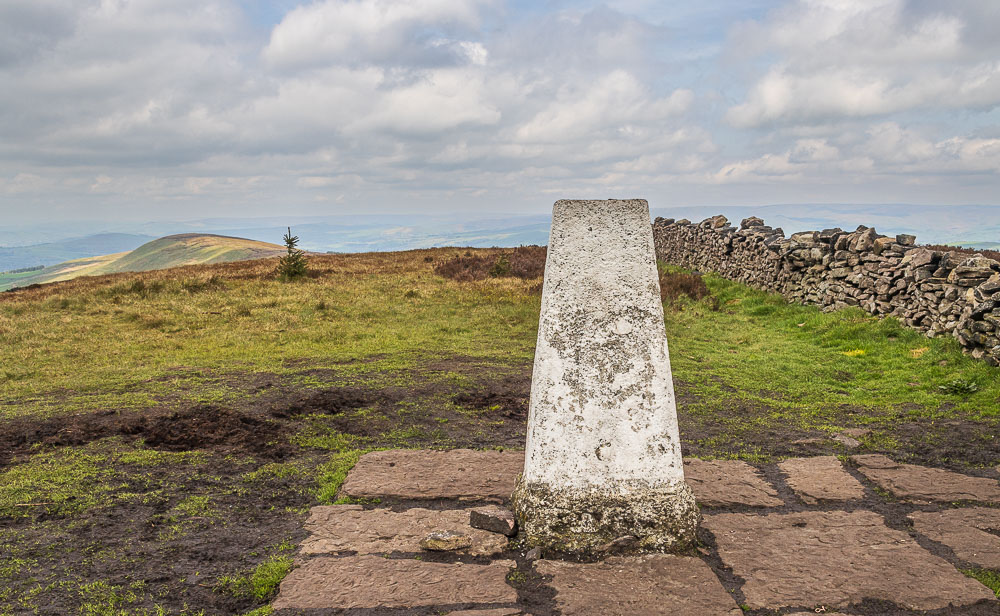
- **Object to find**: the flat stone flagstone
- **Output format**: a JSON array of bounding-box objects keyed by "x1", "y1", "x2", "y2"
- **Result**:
[
  {"x1": 535, "y1": 555, "x2": 743, "y2": 615},
  {"x1": 853, "y1": 454, "x2": 1000, "y2": 503},
  {"x1": 910, "y1": 507, "x2": 1000, "y2": 568},
  {"x1": 272, "y1": 555, "x2": 518, "y2": 610},
  {"x1": 704, "y1": 510, "x2": 996, "y2": 610},
  {"x1": 779, "y1": 456, "x2": 865, "y2": 504},
  {"x1": 300, "y1": 505, "x2": 508, "y2": 557},
  {"x1": 339, "y1": 448, "x2": 523, "y2": 501},
  {"x1": 683, "y1": 458, "x2": 783, "y2": 507}
]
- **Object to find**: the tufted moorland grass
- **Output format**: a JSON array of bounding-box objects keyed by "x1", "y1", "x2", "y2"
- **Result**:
[
  {"x1": 0, "y1": 248, "x2": 540, "y2": 420},
  {"x1": 1, "y1": 251, "x2": 997, "y2": 433},
  {"x1": 3, "y1": 249, "x2": 1000, "y2": 613}
]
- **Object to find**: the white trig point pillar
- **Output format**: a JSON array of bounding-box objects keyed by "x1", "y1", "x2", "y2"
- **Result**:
[{"x1": 512, "y1": 199, "x2": 699, "y2": 553}]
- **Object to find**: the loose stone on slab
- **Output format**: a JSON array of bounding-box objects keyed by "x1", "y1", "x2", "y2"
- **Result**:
[
  {"x1": 470, "y1": 506, "x2": 517, "y2": 537},
  {"x1": 910, "y1": 507, "x2": 1000, "y2": 568},
  {"x1": 339, "y1": 449, "x2": 523, "y2": 501},
  {"x1": 853, "y1": 454, "x2": 1000, "y2": 503},
  {"x1": 683, "y1": 458, "x2": 782, "y2": 507},
  {"x1": 513, "y1": 199, "x2": 699, "y2": 553},
  {"x1": 705, "y1": 510, "x2": 996, "y2": 610},
  {"x1": 273, "y1": 556, "x2": 518, "y2": 610},
  {"x1": 535, "y1": 555, "x2": 743, "y2": 616},
  {"x1": 300, "y1": 505, "x2": 507, "y2": 557},
  {"x1": 421, "y1": 530, "x2": 473, "y2": 552},
  {"x1": 779, "y1": 456, "x2": 865, "y2": 504}
]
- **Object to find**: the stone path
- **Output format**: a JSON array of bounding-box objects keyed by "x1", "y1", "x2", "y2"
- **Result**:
[{"x1": 273, "y1": 449, "x2": 1000, "y2": 615}]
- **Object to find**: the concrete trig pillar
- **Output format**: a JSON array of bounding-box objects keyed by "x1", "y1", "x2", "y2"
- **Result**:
[{"x1": 512, "y1": 199, "x2": 699, "y2": 553}]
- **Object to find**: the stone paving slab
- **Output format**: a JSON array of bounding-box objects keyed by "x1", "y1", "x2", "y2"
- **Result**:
[
  {"x1": 536, "y1": 555, "x2": 743, "y2": 616},
  {"x1": 704, "y1": 510, "x2": 996, "y2": 610},
  {"x1": 340, "y1": 449, "x2": 524, "y2": 501},
  {"x1": 273, "y1": 555, "x2": 518, "y2": 610},
  {"x1": 683, "y1": 458, "x2": 783, "y2": 507},
  {"x1": 853, "y1": 454, "x2": 1000, "y2": 503},
  {"x1": 779, "y1": 456, "x2": 865, "y2": 504},
  {"x1": 300, "y1": 505, "x2": 508, "y2": 557},
  {"x1": 910, "y1": 507, "x2": 1000, "y2": 569}
]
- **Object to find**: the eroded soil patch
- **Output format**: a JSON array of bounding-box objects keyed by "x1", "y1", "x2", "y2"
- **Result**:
[
  {"x1": 0, "y1": 404, "x2": 291, "y2": 467},
  {"x1": 453, "y1": 380, "x2": 530, "y2": 419}
]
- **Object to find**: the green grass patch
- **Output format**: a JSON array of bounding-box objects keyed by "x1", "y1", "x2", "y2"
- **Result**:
[
  {"x1": 963, "y1": 568, "x2": 1000, "y2": 597},
  {"x1": 215, "y1": 554, "x2": 294, "y2": 602},
  {"x1": 658, "y1": 263, "x2": 1000, "y2": 431},
  {"x1": 316, "y1": 449, "x2": 367, "y2": 504},
  {"x1": 0, "y1": 442, "x2": 204, "y2": 519}
]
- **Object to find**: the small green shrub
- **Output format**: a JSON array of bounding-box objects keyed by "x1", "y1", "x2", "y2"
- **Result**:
[
  {"x1": 277, "y1": 227, "x2": 308, "y2": 281},
  {"x1": 939, "y1": 379, "x2": 979, "y2": 395}
]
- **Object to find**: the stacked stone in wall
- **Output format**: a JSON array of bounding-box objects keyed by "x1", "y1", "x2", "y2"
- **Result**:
[{"x1": 652, "y1": 215, "x2": 1000, "y2": 366}]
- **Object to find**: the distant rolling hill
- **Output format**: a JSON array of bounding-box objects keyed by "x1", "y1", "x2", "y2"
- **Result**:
[
  {"x1": 0, "y1": 232, "x2": 155, "y2": 272},
  {"x1": 0, "y1": 233, "x2": 285, "y2": 291}
]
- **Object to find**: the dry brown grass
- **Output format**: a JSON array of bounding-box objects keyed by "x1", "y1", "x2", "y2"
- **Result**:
[
  {"x1": 432, "y1": 246, "x2": 546, "y2": 282},
  {"x1": 659, "y1": 270, "x2": 710, "y2": 304},
  {"x1": 0, "y1": 248, "x2": 463, "y2": 303}
]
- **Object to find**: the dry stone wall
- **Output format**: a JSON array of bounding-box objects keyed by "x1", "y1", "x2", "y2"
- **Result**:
[{"x1": 652, "y1": 215, "x2": 1000, "y2": 366}]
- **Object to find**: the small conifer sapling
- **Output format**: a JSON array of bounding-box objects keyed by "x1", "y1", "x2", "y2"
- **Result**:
[{"x1": 278, "y1": 227, "x2": 308, "y2": 280}]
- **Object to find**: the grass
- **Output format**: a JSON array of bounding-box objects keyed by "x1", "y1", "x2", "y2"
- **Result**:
[
  {"x1": 658, "y1": 264, "x2": 1000, "y2": 424},
  {"x1": 963, "y1": 568, "x2": 1000, "y2": 598},
  {"x1": 0, "y1": 249, "x2": 540, "y2": 419},
  {"x1": 0, "y1": 442, "x2": 204, "y2": 519},
  {"x1": 216, "y1": 549, "x2": 295, "y2": 602},
  {"x1": 4, "y1": 247, "x2": 1000, "y2": 614}
]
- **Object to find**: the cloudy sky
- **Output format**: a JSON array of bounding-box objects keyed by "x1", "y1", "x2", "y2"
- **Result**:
[{"x1": 2, "y1": 0, "x2": 999, "y2": 224}]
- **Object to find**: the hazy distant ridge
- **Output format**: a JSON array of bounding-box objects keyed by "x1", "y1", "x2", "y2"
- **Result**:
[{"x1": 0, "y1": 234, "x2": 284, "y2": 291}]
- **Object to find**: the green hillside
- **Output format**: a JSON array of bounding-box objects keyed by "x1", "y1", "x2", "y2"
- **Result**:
[{"x1": 0, "y1": 233, "x2": 284, "y2": 291}]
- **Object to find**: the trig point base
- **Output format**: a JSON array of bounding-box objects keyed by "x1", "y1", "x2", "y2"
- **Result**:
[{"x1": 511, "y1": 199, "x2": 699, "y2": 553}]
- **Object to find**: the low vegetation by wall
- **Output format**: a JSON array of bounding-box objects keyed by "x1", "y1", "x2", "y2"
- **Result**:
[{"x1": 652, "y1": 215, "x2": 1000, "y2": 366}]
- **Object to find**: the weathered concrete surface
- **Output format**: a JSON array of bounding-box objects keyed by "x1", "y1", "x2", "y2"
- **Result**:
[
  {"x1": 853, "y1": 454, "x2": 1000, "y2": 503},
  {"x1": 705, "y1": 510, "x2": 996, "y2": 610},
  {"x1": 683, "y1": 458, "x2": 782, "y2": 507},
  {"x1": 514, "y1": 199, "x2": 698, "y2": 553},
  {"x1": 300, "y1": 505, "x2": 507, "y2": 557},
  {"x1": 339, "y1": 449, "x2": 523, "y2": 501},
  {"x1": 536, "y1": 555, "x2": 743, "y2": 615},
  {"x1": 272, "y1": 556, "x2": 517, "y2": 610},
  {"x1": 910, "y1": 507, "x2": 1000, "y2": 568},
  {"x1": 779, "y1": 456, "x2": 866, "y2": 504}
]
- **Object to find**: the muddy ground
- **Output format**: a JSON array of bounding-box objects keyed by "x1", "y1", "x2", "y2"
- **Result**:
[{"x1": 2, "y1": 357, "x2": 999, "y2": 615}]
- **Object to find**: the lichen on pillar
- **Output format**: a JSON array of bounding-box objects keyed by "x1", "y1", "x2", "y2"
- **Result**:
[{"x1": 511, "y1": 199, "x2": 699, "y2": 554}]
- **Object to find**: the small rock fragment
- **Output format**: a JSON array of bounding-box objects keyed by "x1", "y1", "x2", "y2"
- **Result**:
[
  {"x1": 470, "y1": 506, "x2": 517, "y2": 537},
  {"x1": 420, "y1": 530, "x2": 473, "y2": 551},
  {"x1": 840, "y1": 428, "x2": 870, "y2": 438},
  {"x1": 596, "y1": 535, "x2": 638, "y2": 554},
  {"x1": 525, "y1": 547, "x2": 541, "y2": 561},
  {"x1": 833, "y1": 434, "x2": 861, "y2": 449}
]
